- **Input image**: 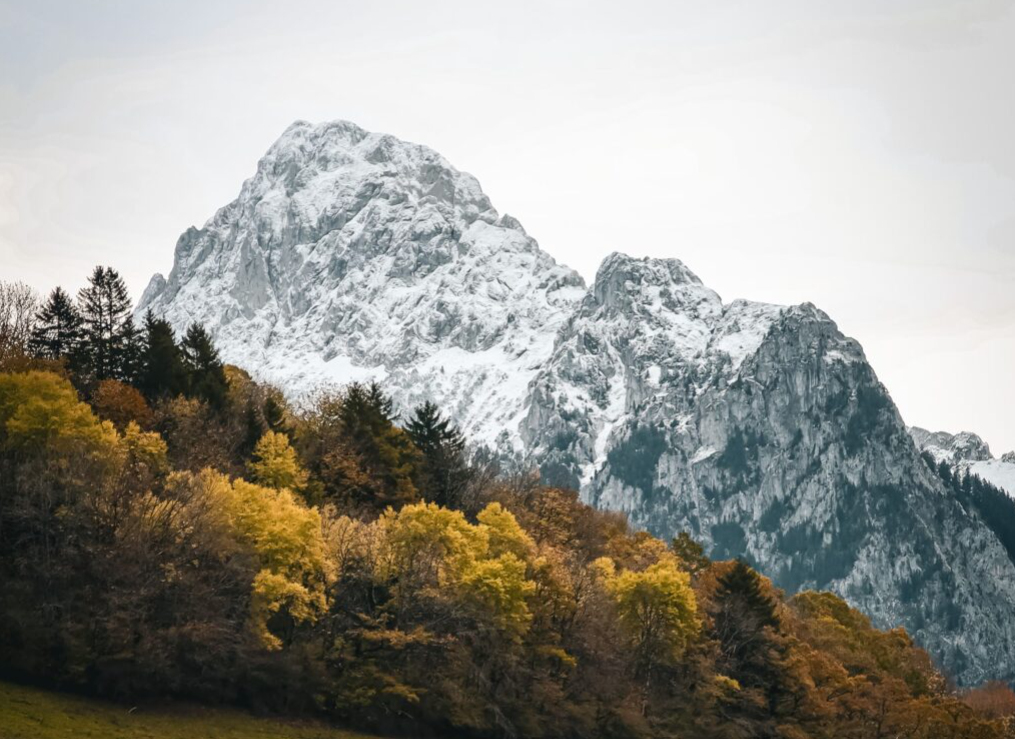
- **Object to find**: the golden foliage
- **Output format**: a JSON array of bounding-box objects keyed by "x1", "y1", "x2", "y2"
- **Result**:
[
  {"x1": 376, "y1": 501, "x2": 536, "y2": 637},
  {"x1": 248, "y1": 430, "x2": 309, "y2": 493},
  {"x1": 0, "y1": 371, "x2": 119, "y2": 457},
  {"x1": 183, "y1": 469, "x2": 332, "y2": 649},
  {"x1": 602, "y1": 555, "x2": 700, "y2": 666}
]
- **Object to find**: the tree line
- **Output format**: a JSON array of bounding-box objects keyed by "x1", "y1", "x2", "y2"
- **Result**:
[
  {"x1": 12, "y1": 267, "x2": 229, "y2": 409},
  {"x1": 0, "y1": 273, "x2": 1013, "y2": 739}
]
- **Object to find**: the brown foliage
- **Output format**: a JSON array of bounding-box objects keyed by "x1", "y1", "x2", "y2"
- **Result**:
[
  {"x1": 91, "y1": 379, "x2": 153, "y2": 430},
  {"x1": 1, "y1": 365, "x2": 1011, "y2": 739},
  {"x1": 965, "y1": 681, "x2": 1015, "y2": 720}
]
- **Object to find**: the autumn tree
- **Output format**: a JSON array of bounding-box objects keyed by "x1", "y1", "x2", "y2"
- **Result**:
[
  {"x1": 180, "y1": 469, "x2": 332, "y2": 650},
  {"x1": 0, "y1": 281, "x2": 38, "y2": 370},
  {"x1": 964, "y1": 681, "x2": 1015, "y2": 720},
  {"x1": 599, "y1": 555, "x2": 699, "y2": 693},
  {"x1": 248, "y1": 430, "x2": 309, "y2": 494},
  {"x1": 0, "y1": 370, "x2": 119, "y2": 455},
  {"x1": 90, "y1": 378, "x2": 153, "y2": 430}
]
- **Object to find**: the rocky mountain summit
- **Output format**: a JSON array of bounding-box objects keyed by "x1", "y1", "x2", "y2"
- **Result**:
[
  {"x1": 139, "y1": 120, "x2": 585, "y2": 449},
  {"x1": 909, "y1": 427, "x2": 993, "y2": 466},
  {"x1": 910, "y1": 426, "x2": 1015, "y2": 498},
  {"x1": 140, "y1": 119, "x2": 1015, "y2": 685}
]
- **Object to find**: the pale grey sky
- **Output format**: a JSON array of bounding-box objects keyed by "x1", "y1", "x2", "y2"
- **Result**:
[{"x1": 1, "y1": 0, "x2": 1013, "y2": 452}]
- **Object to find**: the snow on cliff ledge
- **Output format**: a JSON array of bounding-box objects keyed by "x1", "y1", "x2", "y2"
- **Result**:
[
  {"x1": 138, "y1": 120, "x2": 793, "y2": 451},
  {"x1": 137, "y1": 119, "x2": 586, "y2": 448}
]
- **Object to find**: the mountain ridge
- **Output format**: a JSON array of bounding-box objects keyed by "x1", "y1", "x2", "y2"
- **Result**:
[
  {"x1": 139, "y1": 119, "x2": 1015, "y2": 685},
  {"x1": 910, "y1": 426, "x2": 1015, "y2": 498}
]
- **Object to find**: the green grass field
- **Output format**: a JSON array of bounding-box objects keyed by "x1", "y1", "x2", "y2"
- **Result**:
[{"x1": 0, "y1": 680, "x2": 374, "y2": 739}]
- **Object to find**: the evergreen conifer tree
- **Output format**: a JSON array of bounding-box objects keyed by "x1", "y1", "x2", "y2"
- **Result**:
[
  {"x1": 709, "y1": 559, "x2": 793, "y2": 729},
  {"x1": 312, "y1": 382, "x2": 420, "y2": 511},
  {"x1": 77, "y1": 266, "x2": 133, "y2": 381},
  {"x1": 714, "y1": 559, "x2": 779, "y2": 634},
  {"x1": 119, "y1": 315, "x2": 145, "y2": 385},
  {"x1": 29, "y1": 287, "x2": 83, "y2": 362},
  {"x1": 181, "y1": 322, "x2": 228, "y2": 410},
  {"x1": 263, "y1": 391, "x2": 288, "y2": 433},
  {"x1": 139, "y1": 310, "x2": 188, "y2": 400},
  {"x1": 406, "y1": 400, "x2": 471, "y2": 509}
]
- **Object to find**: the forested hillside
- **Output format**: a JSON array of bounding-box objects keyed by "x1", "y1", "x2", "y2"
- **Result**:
[{"x1": 1, "y1": 271, "x2": 1014, "y2": 738}]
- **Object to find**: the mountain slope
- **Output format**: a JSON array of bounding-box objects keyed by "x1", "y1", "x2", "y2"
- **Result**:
[
  {"x1": 141, "y1": 119, "x2": 1015, "y2": 686},
  {"x1": 525, "y1": 254, "x2": 1015, "y2": 685}
]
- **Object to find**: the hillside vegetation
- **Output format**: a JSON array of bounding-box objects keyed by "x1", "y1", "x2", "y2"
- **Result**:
[{"x1": 1, "y1": 270, "x2": 1014, "y2": 738}]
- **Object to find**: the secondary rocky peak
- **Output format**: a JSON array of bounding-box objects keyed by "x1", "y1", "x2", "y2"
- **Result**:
[
  {"x1": 909, "y1": 426, "x2": 1015, "y2": 499},
  {"x1": 590, "y1": 252, "x2": 713, "y2": 314},
  {"x1": 909, "y1": 427, "x2": 993, "y2": 465}
]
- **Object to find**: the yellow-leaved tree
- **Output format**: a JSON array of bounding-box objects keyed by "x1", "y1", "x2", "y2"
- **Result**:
[
  {"x1": 376, "y1": 501, "x2": 536, "y2": 638},
  {"x1": 598, "y1": 554, "x2": 699, "y2": 680},
  {"x1": 248, "y1": 430, "x2": 309, "y2": 493},
  {"x1": 0, "y1": 371, "x2": 119, "y2": 457},
  {"x1": 185, "y1": 469, "x2": 332, "y2": 649}
]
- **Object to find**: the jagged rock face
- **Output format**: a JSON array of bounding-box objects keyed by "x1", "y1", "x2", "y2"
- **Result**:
[
  {"x1": 910, "y1": 427, "x2": 1015, "y2": 498},
  {"x1": 142, "y1": 120, "x2": 1015, "y2": 685},
  {"x1": 525, "y1": 254, "x2": 1015, "y2": 685},
  {"x1": 909, "y1": 427, "x2": 993, "y2": 466},
  {"x1": 138, "y1": 120, "x2": 585, "y2": 448}
]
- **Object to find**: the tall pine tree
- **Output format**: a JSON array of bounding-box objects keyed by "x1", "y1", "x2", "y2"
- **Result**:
[
  {"x1": 139, "y1": 310, "x2": 188, "y2": 400},
  {"x1": 29, "y1": 287, "x2": 83, "y2": 363},
  {"x1": 77, "y1": 266, "x2": 134, "y2": 382},
  {"x1": 406, "y1": 400, "x2": 471, "y2": 509},
  {"x1": 119, "y1": 315, "x2": 145, "y2": 386},
  {"x1": 181, "y1": 323, "x2": 229, "y2": 410},
  {"x1": 709, "y1": 559, "x2": 796, "y2": 730}
]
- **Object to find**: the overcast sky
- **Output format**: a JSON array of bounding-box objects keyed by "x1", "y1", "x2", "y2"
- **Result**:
[{"x1": 1, "y1": 0, "x2": 1013, "y2": 452}]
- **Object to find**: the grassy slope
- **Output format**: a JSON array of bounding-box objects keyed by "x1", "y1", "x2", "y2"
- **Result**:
[{"x1": 0, "y1": 680, "x2": 375, "y2": 739}]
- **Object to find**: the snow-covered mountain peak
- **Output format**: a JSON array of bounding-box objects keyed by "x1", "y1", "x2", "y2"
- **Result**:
[
  {"x1": 909, "y1": 427, "x2": 993, "y2": 466},
  {"x1": 140, "y1": 119, "x2": 1015, "y2": 686},
  {"x1": 138, "y1": 119, "x2": 585, "y2": 446}
]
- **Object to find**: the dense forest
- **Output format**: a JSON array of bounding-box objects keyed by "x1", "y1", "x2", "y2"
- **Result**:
[{"x1": 1, "y1": 270, "x2": 1014, "y2": 739}]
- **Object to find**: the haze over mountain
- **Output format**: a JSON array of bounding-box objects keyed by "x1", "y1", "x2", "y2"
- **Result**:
[{"x1": 140, "y1": 119, "x2": 1015, "y2": 686}]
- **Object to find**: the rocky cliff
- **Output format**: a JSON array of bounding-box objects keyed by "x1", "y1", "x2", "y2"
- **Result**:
[
  {"x1": 140, "y1": 120, "x2": 1015, "y2": 685},
  {"x1": 910, "y1": 426, "x2": 1015, "y2": 498}
]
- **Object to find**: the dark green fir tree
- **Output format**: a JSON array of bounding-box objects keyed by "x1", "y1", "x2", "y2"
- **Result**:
[
  {"x1": 139, "y1": 310, "x2": 188, "y2": 400},
  {"x1": 406, "y1": 400, "x2": 471, "y2": 509},
  {"x1": 77, "y1": 266, "x2": 134, "y2": 381},
  {"x1": 29, "y1": 287, "x2": 83, "y2": 363},
  {"x1": 181, "y1": 322, "x2": 228, "y2": 410}
]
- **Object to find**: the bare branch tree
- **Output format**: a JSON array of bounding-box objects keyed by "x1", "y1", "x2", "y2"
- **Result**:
[{"x1": 0, "y1": 281, "x2": 39, "y2": 369}]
